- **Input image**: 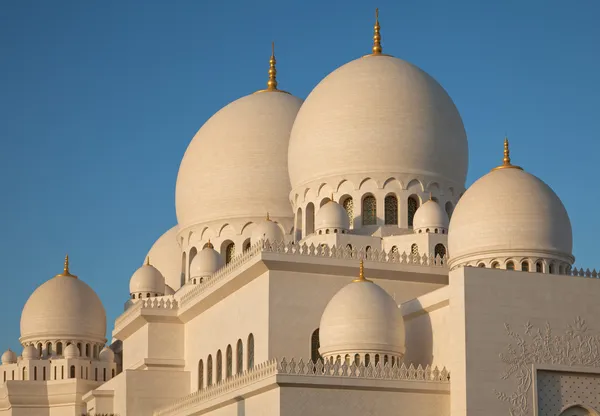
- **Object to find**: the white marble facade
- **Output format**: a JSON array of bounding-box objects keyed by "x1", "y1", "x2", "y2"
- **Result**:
[{"x1": 1, "y1": 12, "x2": 599, "y2": 416}]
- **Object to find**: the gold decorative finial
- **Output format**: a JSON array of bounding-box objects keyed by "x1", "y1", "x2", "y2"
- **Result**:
[
  {"x1": 330, "y1": 192, "x2": 334, "y2": 202},
  {"x1": 353, "y1": 259, "x2": 370, "y2": 283},
  {"x1": 492, "y1": 137, "x2": 523, "y2": 171},
  {"x1": 145, "y1": 256, "x2": 150, "y2": 266},
  {"x1": 206, "y1": 239, "x2": 214, "y2": 249},
  {"x1": 58, "y1": 254, "x2": 77, "y2": 278},
  {"x1": 372, "y1": 8, "x2": 382, "y2": 55},
  {"x1": 429, "y1": 192, "x2": 433, "y2": 201},
  {"x1": 266, "y1": 212, "x2": 271, "y2": 221},
  {"x1": 255, "y1": 42, "x2": 290, "y2": 94}
]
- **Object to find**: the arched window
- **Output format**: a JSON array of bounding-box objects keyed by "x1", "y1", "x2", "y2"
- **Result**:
[
  {"x1": 411, "y1": 244, "x2": 419, "y2": 261},
  {"x1": 521, "y1": 261, "x2": 529, "y2": 272},
  {"x1": 225, "y1": 243, "x2": 235, "y2": 265},
  {"x1": 226, "y1": 345, "x2": 233, "y2": 378},
  {"x1": 434, "y1": 244, "x2": 446, "y2": 259},
  {"x1": 374, "y1": 354, "x2": 380, "y2": 366},
  {"x1": 69, "y1": 365, "x2": 75, "y2": 379},
  {"x1": 506, "y1": 261, "x2": 515, "y2": 270},
  {"x1": 445, "y1": 201, "x2": 454, "y2": 219},
  {"x1": 342, "y1": 197, "x2": 354, "y2": 229},
  {"x1": 93, "y1": 345, "x2": 98, "y2": 359},
  {"x1": 311, "y1": 329, "x2": 321, "y2": 363},
  {"x1": 216, "y1": 350, "x2": 222, "y2": 383},
  {"x1": 536, "y1": 261, "x2": 543, "y2": 273},
  {"x1": 37, "y1": 343, "x2": 42, "y2": 357},
  {"x1": 365, "y1": 354, "x2": 371, "y2": 366},
  {"x1": 56, "y1": 342, "x2": 63, "y2": 356},
  {"x1": 478, "y1": 263, "x2": 486, "y2": 268},
  {"x1": 491, "y1": 262, "x2": 499, "y2": 269},
  {"x1": 181, "y1": 251, "x2": 187, "y2": 287},
  {"x1": 549, "y1": 263, "x2": 555, "y2": 274},
  {"x1": 23, "y1": 367, "x2": 27, "y2": 380},
  {"x1": 47, "y1": 342, "x2": 52, "y2": 356},
  {"x1": 247, "y1": 334, "x2": 254, "y2": 370},
  {"x1": 407, "y1": 196, "x2": 419, "y2": 227},
  {"x1": 34, "y1": 366, "x2": 37, "y2": 380},
  {"x1": 188, "y1": 247, "x2": 198, "y2": 280},
  {"x1": 306, "y1": 203, "x2": 315, "y2": 235},
  {"x1": 354, "y1": 354, "x2": 360, "y2": 366},
  {"x1": 198, "y1": 360, "x2": 203, "y2": 390},
  {"x1": 295, "y1": 207, "x2": 303, "y2": 241},
  {"x1": 236, "y1": 339, "x2": 243, "y2": 374},
  {"x1": 559, "y1": 405, "x2": 594, "y2": 416},
  {"x1": 243, "y1": 239, "x2": 251, "y2": 252},
  {"x1": 85, "y1": 344, "x2": 90, "y2": 357},
  {"x1": 362, "y1": 195, "x2": 377, "y2": 225},
  {"x1": 207, "y1": 355, "x2": 213, "y2": 386},
  {"x1": 384, "y1": 195, "x2": 398, "y2": 225}
]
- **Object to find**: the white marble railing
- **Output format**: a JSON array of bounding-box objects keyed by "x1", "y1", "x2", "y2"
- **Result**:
[
  {"x1": 114, "y1": 296, "x2": 178, "y2": 330},
  {"x1": 180, "y1": 240, "x2": 446, "y2": 307},
  {"x1": 569, "y1": 267, "x2": 600, "y2": 278},
  {"x1": 154, "y1": 358, "x2": 449, "y2": 416}
]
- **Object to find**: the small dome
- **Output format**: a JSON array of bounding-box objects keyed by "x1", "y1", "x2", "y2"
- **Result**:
[
  {"x1": 449, "y1": 146, "x2": 573, "y2": 269},
  {"x1": 99, "y1": 346, "x2": 114, "y2": 362},
  {"x1": 20, "y1": 256, "x2": 107, "y2": 346},
  {"x1": 319, "y1": 262, "x2": 405, "y2": 359},
  {"x1": 288, "y1": 55, "x2": 468, "y2": 191},
  {"x1": 315, "y1": 200, "x2": 350, "y2": 232},
  {"x1": 64, "y1": 343, "x2": 80, "y2": 359},
  {"x1": 145, "y1": 226, "x2": 182, "y2": 291},
  {"x1": 190, "y1": 245, "x2": 223, "y2": 279},
  {"x1": 413, "y1": 199, "x2": 449, "y2": 232},
  {"x1": 251, "y1": 215, "x2": 285, "y2": 245},
  {"x1": 1, "y1": 349, "x2": 17, "y2": 364},
  {"x1": 22, "y1": 345, "x2": 39, "y2": 360},
  {"x1": 129, "y1": 259, "x2": 165, "y2": 296}
]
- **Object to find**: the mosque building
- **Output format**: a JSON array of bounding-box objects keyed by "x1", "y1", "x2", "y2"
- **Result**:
[{"x1": 1, "y1": 10, "x2": 599, "y2": 416}]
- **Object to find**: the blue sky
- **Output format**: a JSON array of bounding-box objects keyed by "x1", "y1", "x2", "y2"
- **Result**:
[{"x1": 0, "y1": 0, "x2": 598, "y2": 352}]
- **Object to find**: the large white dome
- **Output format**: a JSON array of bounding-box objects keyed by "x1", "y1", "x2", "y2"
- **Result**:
[
  {"x1": 176, "y1": 91, "x2": 303, "y2": 231},
  {"x1": 20, "y1": 257, "x2": 107, "y2": 345},
  {"x1": 319, "y1": 262, "x2": 405, "y2": 359},
  {"x1": 145, "y1": 226, "x2": 181, "y2": 292},
  {"x1": 288, "y1": 55, "x2": 468, "y2": 190},
  {"x1": 448, "y1": 157, "x2": 573, "y2": 269}
]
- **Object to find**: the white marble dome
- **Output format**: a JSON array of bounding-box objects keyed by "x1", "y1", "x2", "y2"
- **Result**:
[
  {"x1": 64, "y1": 343, "x2": 80, "y2": 359},
  {"x1": 1, "y1": 349, "x2": 17, "y2": 365},
  {"x1": 99, "y1": 346, "x2": 115, "y2": 362},
  {"x1": 315, "y1": 200, "x2": 350, "y2": 232},
  {"x1": 145, "y1": 226, "x2": 181, "y2": 291},
  {"x1": 251, "y1": 215, "x2": 284, "y2": 244},
  {"x1": 176, "y1": 91, "x2": 303, "y2": 232},
  {"x1": 190, "y1": 244, "x2": 223, "y2": 279},
  {"x1": 319, "y1": 263, "x2": 405, "y2": 359},
  {"x1": 22, "y1": 344, "x2": 39, "y2": 360},
  {"x1": 20, "y1": 258, "x2": 107, "y2": 346},
  {"x1": 288, "y1": 55, "x2": 468, "y2": 190},
  {"x1": 413, "y1": 199, "x2": 449, "y2": 233},
  {"x1": 448, "y1": 162, "x2": 573, "y2": 269},
  {"x1": 129, "y1": 260, "x2": 165, "y2": 296}
]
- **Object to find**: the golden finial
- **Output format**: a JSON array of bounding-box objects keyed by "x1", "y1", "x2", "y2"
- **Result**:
[
  {"x1": 266, "y1": 212, "x2": 271, "y2": 221},
  {"x1": 429, "y1": 192, "x2": 433, "y2": 201},
  {"x1": 492, "y1": 137, "x2": 523, "y2": 171},
  {"x1": 330, "y1": 192, "x2": 334, "y2": 202},
  {"x1": 372, "y1": 8, "x2": 382, "y2": 55},
  {"x1": 145, "y1": 256, "x2": 150, "y2": 266},
  {"x1": 205, "y1": 239, "x2": 214, "y2": 249},
  {"x1": 353, "y1": 259, "x2": 370, "y2": 283},
  {"x1": 59, "y1": 254, "x2": 77, "y2": 278},
  {"x1": 255, "y1": 42, "x2": 290, "y2": 94}
]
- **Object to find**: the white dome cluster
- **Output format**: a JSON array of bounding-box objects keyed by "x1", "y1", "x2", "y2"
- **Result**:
[
  {"x1": 129, "y1": 258, "x2": 165, "y2": 298},
  {"x1": 1, "y1": 349, "x2": 17, "y2": 365},
  {"x1": 190, "y1": 242, "x2": 223, "y2": 281},
  {"x1": 315, "y1": 199, "x2": 350, "y2": 234}
]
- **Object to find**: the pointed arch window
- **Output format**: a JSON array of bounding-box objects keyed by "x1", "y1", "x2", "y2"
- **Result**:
[
  {"x1": 188, "y1": 247, "x2": 198, "y2": 280},
  {"x1": 226, "y1": 345, "x2": 233, "y2": 378},
  {"x1": 408, "y1": 196, "x2": 419, "y2": 227},
  {"x1": 225, "y1": 243, "x2": 235, "y2": 265},
  {"x1": 342, "y1": 197, "x2": 354, "y2": 228},
  {"x1": 411, "y1": 243, "x2": 419, "y2": 261},
  {"x1": 311, "y1": 328, "x2": 321, "y2": 363},
  {"x1": 198, "y1": 360, "x2": 203, "y2": 390},
  {"x1": 521, "y1": 261, "x2": 529, "y2": 272},
  {"x1": 445, "y1": 201, "x2": 454, "y2": 219},
  {"x1": 536, "y1": 261, "x2": 543, "y2": 273},
  {"x1": 247, "y1": 334, "x2": 254, "y2": 370},
  {"x1": 181, "y1": 252, "x2": 187, "y2": 286},
  {"x1": 207, "y1": 355, "x2": 213, "y2": 386},
  {"x1": 506, "y1": 261, "x2": 515, "y2": 270},
  {"x1": 216, "y1": 350, "x2": 222, "y2": 383},
  {"x1": 384, "y1": 195, "x2": 398, "y2": 225},
  {"x1": 236, "y1": 339, "x2": 243, "y2": 374},
  {"x1": 362, "y1": 195, "x2": 377, "y2": 225},
  {"x1": 434, "y1": 244, "x2": 446, "y2": 260}
]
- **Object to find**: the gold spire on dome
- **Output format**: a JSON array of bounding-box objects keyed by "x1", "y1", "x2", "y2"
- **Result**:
[
  {"x1": 145, "y1": 256, "x2": 150, "y2": 266},
  {"x1": 205, "y1": 239, "x2": 214, "y2": 249},
  {"x1": 372, "y1": 8, "x2": 382, "y2": 55},
  {"x1": 492, "y1": 137, "x2": 523, "y2": 171},
  {"x1": 58, "y1": 254, "x2": 77, "y2": 278},
  {"x1": 266, "y1": 212, "x2": 271, "y2": 221},
  {"x1": 330, "y1": 192, "x2": 334, "y2": 202},
  {"x1": 255, "y1": 42, "x2": 290, "y2": 94},
  {"x1": 353, "y1": 259, "x2": 371, "y2": 283}
]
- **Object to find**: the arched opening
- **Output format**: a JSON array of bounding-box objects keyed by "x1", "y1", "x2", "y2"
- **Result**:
[
  {"x1": 362, "y1": 195, "x2": 377, "y2": 225},
  {"x1": 434, "y1": 244, "x2": 446, "y2": 260},
  {"x1": 536, "y1": 261, "x2": 543, "y2": 273},
  {"x1": 478, "y1": 263, "x2": 486, "y2": 268},
  {"x1": 216, "y1": 350, "x2": 223, "y2": 383},
  {"x1": 445, "y1": 201, "x2": 454, "y2": 219},
  {"x1": 305, "y1": 203, "x2": 315, "y2": 235},
  {"x1": 374, "y1": 354, "x2": 380, "y2": 366},
  {"x1": 56, "y1": 342, "x2": 63, "y2": 356},
  {"x1": 390, "y1": 246, "x2": 399, "y2": 258},
  {"x1": 247, "y1": 333, "x2": 254, "y2": 370},
  {"x1": 341, "y1": 196, "x2": 354, "y2": 229},
  {"x1": 93, "y1": 345, "x2": 98, "y2": 359},
  {"x1": 37, "y1": 343, "x2": 42, "y2": 357},
  {"x1": 42, "y1": 367, "x2": 46, "y2": 381},
  {"x1": 224, "y1": 242, "x2": 235, "y2": 265},
  {"x1": 295, "y1": 207, "x2": 303, "y2": 241},
  {"x1": 243, "y1": 238, "x2": 251, "y2": 252},
  {"x1": 226, "y1": 345, "x2": 233, "y2": 378},
  {"x1": 22, "y1": 367, "x2": 27, "y2": 380},
  {"x1": 549, "y1": 263, "x2": 555, "y2": 274},
  {"x1": 47, "y1": 342, "x2": 52, "y2": 356},
  {"x1": 236, "y1": 339, "x2": 243, "y2": 375},
  {"x1": 491, "y1": 262, "x2": 499, "y2": 269},
  {"x1": 181, "y1": 251, "x2": 187, "y2": 287},
  {"x1": 521, "y1": 261, "x2": 530, "y2": 272},
  {"x1": 411, "y1": 244, "x2": 419, "y2": 261},
  {"x1": 198, "y1": 360, "x2": 203, "y2": 390},
  {"x1": 354, "y1": 354, "x2": 360, "y2": 366},
  {"x1": 33, "y1": 366, "x2": 37, "y2": 380},
  {"x1": 311, "y1": 328, "x2": 321, "y2": 363},
  {"x1": 188, "y1": 247, "x2": 198, "y2": 280},
  {"x1": 95, "y1": 368, "x2": 98, "y2": 381},
  {"x1": 384, "y1": 194, "x2": 398, "y2": 225},
  {"x1": 103, "y1": 368, "x2": 106, "y2": 381},
  {"x1": 69, "y1": 365, "x2": 75, "y2": 379},
  {"x1": 207, "y1": 355, "x2": 213, "y2": 386},
  {"x1": 407, "y1": 195, "x2": 419, "y2": 227},
  {"x1": 506, "y1": 261, "x2": 515, "y2": 270},
  {"x1": 559, "y1": 405, "x2": 595, "y2": 416},
  {"x1": 365, "y1": 354, "x2": 371, "y2": 366}
]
